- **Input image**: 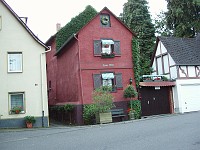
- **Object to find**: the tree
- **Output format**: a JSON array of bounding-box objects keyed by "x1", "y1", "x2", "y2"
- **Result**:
[
  {"x1": 122, "y1": 0, "x2": 155, "y2": 76},
  {"x1": 154, "y1": 11, "x2": 173, "y2": 36},
  {"x1": 165, "y1": 0, "x2": 200, "y2": 37}
]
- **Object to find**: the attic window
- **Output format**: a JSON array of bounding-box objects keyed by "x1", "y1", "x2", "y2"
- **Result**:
[{"x1": 100, "y1": 14, "x2": 110, "y2": 27}]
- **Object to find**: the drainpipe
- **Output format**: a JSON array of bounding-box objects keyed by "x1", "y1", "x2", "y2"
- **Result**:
[
  {"x1": 74, "y1": 34, "x2": 84, "y2": 111},
  {"x1": 40, "y1": 46, "x2": 51, "y2": 127}
]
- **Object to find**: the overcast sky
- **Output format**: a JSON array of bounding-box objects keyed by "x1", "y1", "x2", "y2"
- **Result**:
[{"x1": 5, "y1": 0, "x2": 167, "y2": 42}]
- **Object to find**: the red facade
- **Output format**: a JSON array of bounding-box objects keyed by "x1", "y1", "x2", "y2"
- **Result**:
[{"x1": 46, "y1": 8, "x2": 136, "y2": 124}]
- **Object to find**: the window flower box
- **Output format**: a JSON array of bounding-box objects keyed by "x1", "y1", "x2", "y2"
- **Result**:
[
  {"x1": 11, "y1": 106, "x2": 23, "y2": 114},
  {"x1": 101, "y1": 52, "x2": 115, "y2": 58}
]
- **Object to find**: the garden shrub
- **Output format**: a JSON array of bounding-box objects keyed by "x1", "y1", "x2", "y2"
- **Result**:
[{"x1": 130, "y1": 100, "x2": 141, "y2": 119}]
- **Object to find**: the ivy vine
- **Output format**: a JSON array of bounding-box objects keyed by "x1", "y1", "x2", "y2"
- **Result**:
[
  {"x1": 56, "y1": 5, "x2": 98, "y2": 50},
  {"x1": 132, "y1": 38, "x2": 140, "y2": 88}
]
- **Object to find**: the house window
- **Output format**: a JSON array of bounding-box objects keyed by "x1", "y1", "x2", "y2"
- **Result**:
[
  {"x1": 102, "y1": 73, "x2": 115, "y2": 88},
  {"x1": 101, "y1": 39, "x2": 114, "y2": 55},
  {"x1": 93, "y1": 73, "x2": 123, "y2": 91},
  {"x1": 8, "y1": 52, "x2": 23, "y2": 72},
  {"x1": 9, "y1": 92, "x2": 25, "y2": 114},
  {"x1": 100, "y1": 14, "x2": 110, "y2": 27},
  {"x1": 94, "y1": 40, "x2": 121, "y2": 57}
]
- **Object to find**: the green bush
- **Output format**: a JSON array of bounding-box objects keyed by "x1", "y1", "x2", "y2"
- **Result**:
[
  {"x1": 83, "y1": 104, "x2": 96, "y2": 124},
  {"x1": 83, "y1": 86, "x2": 115, "y2": 124},
  {"x1": 92, "y1": 86, "x2": 115, "y2": 113},
  {"x1": 130, "y1": 100, "x2": 141, "y2": 119},
  {"x1": 64, "y1": 104, "x2": 74, "y2": 112},
  {"x1": 123, "y1": 85, "x2": 138, "y2": 99},
  {"x1": 24, "y1": 116, "x2": 36, "y2": 124}
]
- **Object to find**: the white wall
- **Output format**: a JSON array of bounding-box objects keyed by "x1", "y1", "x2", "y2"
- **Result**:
[{"x1": 0, "y1": 3, "x2": 48, "y2": 120}]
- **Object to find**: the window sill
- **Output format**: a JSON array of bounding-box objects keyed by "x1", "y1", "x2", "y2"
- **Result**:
[
  {"x1": 8, "y1": 71, "x2": 23, "y2": 73},
  {"x1": 10, "y1": 111, "x2": 25, "y2": 115}
]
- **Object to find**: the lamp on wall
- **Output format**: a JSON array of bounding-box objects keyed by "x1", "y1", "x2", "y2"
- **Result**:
[{"x1": 129, "y1": 78, "x2": 133, "y2": 85}]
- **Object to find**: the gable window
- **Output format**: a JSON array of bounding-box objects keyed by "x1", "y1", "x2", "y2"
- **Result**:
[
  {"x1": 9, "y1": 92, "x2": 25, "y2": 114},
  {"x1": 100, "y1": 14, "x2": 110, "y2": 27},
  {"x1": 8, "y1": 52, "x2": 22, "y2": 72},
  {"x1": 93, "y1": 73, "x2": 123, "y2": 91},
  {"x1": 94, "y1": 40, "x2": 121, "y2": 57}
]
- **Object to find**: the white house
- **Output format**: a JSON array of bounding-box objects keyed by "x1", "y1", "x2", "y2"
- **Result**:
[
  {"x1": 0, "y1": 0, "x2": 49, "y2": 128},
  {"x1": 151, "y1": 34, "x2": 200, "y2": 113}
]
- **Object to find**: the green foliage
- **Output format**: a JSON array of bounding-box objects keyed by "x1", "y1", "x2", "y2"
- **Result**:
[
  {"x1": 130, "y1": 100, "x2": 141, "y2": 119},
  {"x1": 83, "y1": 104, "x2": 96, "y2": 124},
  {"x1": 63, "y1": 104, "x2": 74, "y2": 112},
  {"x1": 83, "y1": 86, "x2": 115, "y2": 124},
  {"x1": 50, "y1": 105, "x2": 74, "y2": 112},
  {"x1": 24, "y1": 116, "x2": 36, "y2": 124},
  {"x1": 154, "y1": 11, "x2": 173, "y2": 36},
  {"x1": 165, "y1": 0, "x2": 200, "y2": 37},
  {"x1": 123, "y1": 85, "x2": 138, "y2": 99},
  {"x1": 132, "y1": 38, "x2": 140, "y2": 87},
  {"x1": 11, "y1": 106, "x2": 23, "y2": 113},
  {"x1": 92, "y1": 86, "x2": 115, "y2": 113},
  {"x1": 56, "y1": 5, "x2": 97, "y2": 50},
  {"x1": 122, "y1": 0, "x2": 156, "y2": 75}
]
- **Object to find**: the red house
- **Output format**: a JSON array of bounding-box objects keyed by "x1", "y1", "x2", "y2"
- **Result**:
[{"x1": 46, "y1": 7, "x2": 136, "y2": 124}]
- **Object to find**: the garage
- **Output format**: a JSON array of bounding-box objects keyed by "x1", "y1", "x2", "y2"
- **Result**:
[
  {"x1": 180, "y1": 84, "x2": 200, "y2": 113},
  {"x1": 140, "y1": 81, "x2": 175, "y2": 116}
]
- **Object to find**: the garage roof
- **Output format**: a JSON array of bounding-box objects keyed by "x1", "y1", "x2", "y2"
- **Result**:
[{"x1": 139, "y1": 81, "x2": 176, "y2": 87}]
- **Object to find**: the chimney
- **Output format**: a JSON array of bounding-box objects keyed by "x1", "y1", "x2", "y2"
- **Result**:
[
  {"x1": 20, "y1": 17, "x2": 28, "y2": 24},
  {"x1": 56, "y1": 23, "x2": 61, "y2": 32}
]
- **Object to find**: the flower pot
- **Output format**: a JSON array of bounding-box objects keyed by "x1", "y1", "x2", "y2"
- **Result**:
[
  {"x1": 96, "y1": 112, "x2": 112, "y2": 124},
  {"x1": 26, "y1": 122, "x2": 33, "y2": 128},
  {"x1": 129, "y1": 112, "x2": 135, "y2": 120},
  {"x1": 15, "y1": 110, "x2": 20, "y2": 114}
]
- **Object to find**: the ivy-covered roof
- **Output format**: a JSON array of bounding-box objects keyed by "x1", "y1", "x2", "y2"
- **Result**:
[{"x1": 56, "y1": 5, "x2": 98, "y2": 50}]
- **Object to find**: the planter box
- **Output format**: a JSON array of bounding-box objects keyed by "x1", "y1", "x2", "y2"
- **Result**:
[{"x1": 96, "y1": 112, "x2": 112, "y2": 124}]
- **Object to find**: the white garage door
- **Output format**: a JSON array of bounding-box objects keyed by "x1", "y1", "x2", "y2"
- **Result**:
[{"x1": 181, "y1": 84, "x2": 200, "y2": 113}]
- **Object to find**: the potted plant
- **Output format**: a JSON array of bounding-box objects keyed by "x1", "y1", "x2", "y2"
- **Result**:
[
  {"x1": 11, "y1": 106, "x2": 23, "y2": 114},
  {"x1": 124, "y1": 85, "x2": 138, "y2": 119},
  {"x1": 92, "y1": 86, "x2": 115, "y2": 124},
  {"x1": 24, "y1": 116, "x2": 36, "y2": 128}
]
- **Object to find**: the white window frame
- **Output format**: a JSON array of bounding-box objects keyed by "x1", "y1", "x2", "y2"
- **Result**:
[
  {"x1": 101, "y1": 40, "x2": 114, "y2": 54},
  {"x1": 102, "y1": 73, "x2": 115, "y2": 90},
  {"x1": 9, "y1": 92, "x2": 25, "y2": 114},
  {"x1": 7, "y1": 52, "x2": 23, "y2": 73}
]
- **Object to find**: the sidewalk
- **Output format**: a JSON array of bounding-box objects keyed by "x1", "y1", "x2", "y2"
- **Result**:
[{"x1": 0, "y1": 113, "x2": 183, "y2": 132}]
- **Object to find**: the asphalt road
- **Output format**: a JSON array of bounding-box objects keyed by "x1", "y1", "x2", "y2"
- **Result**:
[{"x1": 0, "y1": 112, "x2": 200, "y2": 150}]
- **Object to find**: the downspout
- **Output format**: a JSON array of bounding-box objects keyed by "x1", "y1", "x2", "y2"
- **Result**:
[
  {"x1": 40, "y1": 46, "x2": 51, "y2": 127},
  {"x1": 74, "y1": 34, "x2": 84, "y2": 106}
]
